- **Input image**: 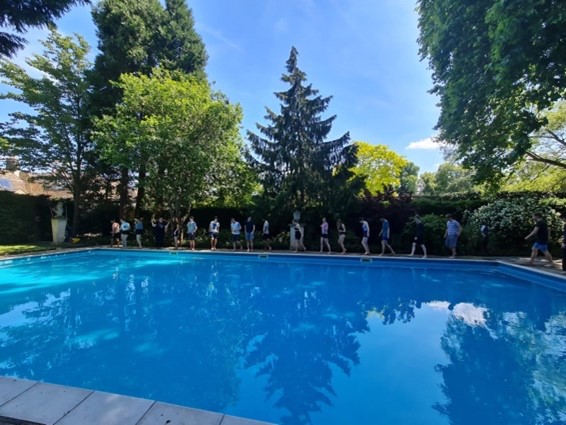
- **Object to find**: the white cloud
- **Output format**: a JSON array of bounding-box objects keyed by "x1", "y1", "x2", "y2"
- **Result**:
[{"x1": 406, "y1": 137, "x2": 442, "y2": 150}]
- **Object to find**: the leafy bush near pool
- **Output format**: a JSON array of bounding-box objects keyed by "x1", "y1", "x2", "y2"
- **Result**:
[{"x1": 464, "y1": 197, "x2": 563, "y2": 255}]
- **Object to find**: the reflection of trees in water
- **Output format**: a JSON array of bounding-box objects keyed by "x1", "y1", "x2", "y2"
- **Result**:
[
  {"x1": 245, "y1": 263, "x2": 368, "y2": 425},
  {"x1": 0, "y1": 257, "x2": 565, "y2": 425},
  {"x1": 0, "y1": 257, "x2": 258, "y2": 412},
  {"x1": 434, "y1": 304, "x2": 566, "y2": 424}
]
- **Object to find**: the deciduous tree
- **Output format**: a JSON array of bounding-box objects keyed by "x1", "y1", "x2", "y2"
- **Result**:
[{"x1": 0, "y1": 28, "x2": 94, "y2": 234}]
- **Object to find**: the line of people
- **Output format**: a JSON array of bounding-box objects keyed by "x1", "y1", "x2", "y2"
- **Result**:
[{"x1": 109, "y1": 212, "x2": 562, "y2": 267}]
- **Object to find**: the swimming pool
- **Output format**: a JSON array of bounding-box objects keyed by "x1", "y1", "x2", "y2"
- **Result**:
[{"x1": 0, "y1": 249, "x2": 564, "y2": 425}]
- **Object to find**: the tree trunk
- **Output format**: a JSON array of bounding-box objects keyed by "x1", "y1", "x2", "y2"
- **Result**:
[
  {"x1": 119, "y1": 167, "x2": 129, "y2": 217},
  {"x1": 134, "y1": 164, "x2": 146, "y2": 217},
  {"x1": 72, "y1": 189, "x2": 80, "y2": 237}
]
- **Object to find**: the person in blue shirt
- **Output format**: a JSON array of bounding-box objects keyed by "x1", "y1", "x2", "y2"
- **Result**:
[
  {"x1": 186, "y1": 216, "x2": 198, "y2": 251},
  {"x1": 379, "y1": 217, "x2": 396, "y2": 256},
  {"x1": 134, "y1": 218, "x2": 143, "y2": 248},
  {"x1": 444, "y1": 214, "x2": 462, "y2": 258}
]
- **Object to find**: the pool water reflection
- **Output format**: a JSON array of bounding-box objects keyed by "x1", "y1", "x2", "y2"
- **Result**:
[{"x1": 0, "y1": 251, "x2": 564, "y2": 425}]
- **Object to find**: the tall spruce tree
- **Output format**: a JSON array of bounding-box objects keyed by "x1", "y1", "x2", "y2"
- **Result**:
[{"x1": 248, "y1": 47, "x2": 352, "y2": 214}]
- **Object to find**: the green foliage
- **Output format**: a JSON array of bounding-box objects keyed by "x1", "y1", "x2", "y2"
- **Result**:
[
  {"x1": 0, "y1": 0, "x2": 88, "y2": 57},
  {"x1": 351, "y1": 141, "x2": 408, "y2": 195},
  {"x1": 412, "y1": 194, "x2": 486, "y2": 221},
  {"x1": 247, "y1": 47, "x2": 354, "y2": 217},
  {"x1": 465, "y1": 196, "x2": 563, "y2": 255},
  {"x1": 93, "y1": 69, "x2": 251, "y2": 216},
  {"x1": 0, "y1": 27, "x2": 94, "y2": 233},
  {"x1": 0, "y1": 192, "x2": 51, "y2": 244},
  {"x1": 417, "y1": 0, "x2": 566, "y2": 183},
  {"x1": 398, "y1": 162, "x2": 420, "y2": 194}
]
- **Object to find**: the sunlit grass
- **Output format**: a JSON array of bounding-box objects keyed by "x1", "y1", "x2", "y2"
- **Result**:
[{"x1": 0, "y1": 244, "x2": 54, "y2": 256}]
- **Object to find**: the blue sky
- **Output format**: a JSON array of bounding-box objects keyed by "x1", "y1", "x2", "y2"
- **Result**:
[{"x1": 1, "y1": 0, "x2": 444, "y2": 173}]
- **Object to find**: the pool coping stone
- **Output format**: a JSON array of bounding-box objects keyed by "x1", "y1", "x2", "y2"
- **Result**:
[{"x1": 0, "y1": 377, "x2": 275, "y2": 425}]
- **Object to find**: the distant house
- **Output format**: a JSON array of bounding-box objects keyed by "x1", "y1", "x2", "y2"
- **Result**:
[{"x1": 0, "y1": 157, "x2": 71, "y2": 198}]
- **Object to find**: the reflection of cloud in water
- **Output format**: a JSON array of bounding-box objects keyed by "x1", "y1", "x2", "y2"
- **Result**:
[{"x1": 426, "y1": 301, "x2": 487, "y2": 327}]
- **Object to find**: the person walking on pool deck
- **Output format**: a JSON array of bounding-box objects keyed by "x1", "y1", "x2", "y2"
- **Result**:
[
  {"x1": 444, "y1": 214, "x2": 462, "y2": 258},
  {"x1": 111, "y1": 219, "x2": 120, "y2": 247},
  {"x1": 320, "y1": 217, "x2": 331, "y2": 254},
  {"x1": 337, "y1": 219, "x2": 347, "y2": 254},
  {"x1": 120, "y1": 218, "x2": 130, "y2": 249},
  {"x1": 379, "y1": 217, "x2": 396, "y2": 256},
  {"x1": 151, "y1": 216, "x2": 169, "y2": 248},
  {"x1": 524, "y1": 212, "x2": 554, "y2": 266},
  {"x1": 209, "y1": 216, "x2": 220, "y2": 250},
  {"x1": 409, "y1": 215, "x2": 427, "y2": 258},
  {"x1": 245, "y1": 217, "x2": 256, "y2": 252},
  {"x1": 262, "y1": 218, "x2": 272, "y2": 251},
  {"x1": 359, "y1": 217, "x2": 370, "y2": 255},
  {"x1": 293, "y1": 220, "x2": 307, "y2": 253},
  {"x1": 231, "y1": 218, "x2": 243, "y2": 251},
  {"x1": 134, "y1": 218, "x2": 143, "y2": 248},
  {"x1": 172, "y1": 222, "x2": 181, "y2": 250},
  {"x1": 186, "y1": 216, "x2": 198, "y2": 251}
]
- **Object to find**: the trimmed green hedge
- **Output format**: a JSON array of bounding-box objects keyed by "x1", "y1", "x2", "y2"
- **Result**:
[{"x1": 0, "y1": 192, "x2": 51, "y2": 243}]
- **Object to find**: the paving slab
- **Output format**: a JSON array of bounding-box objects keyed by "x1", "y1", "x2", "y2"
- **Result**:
[
  {"x1": 137, "y1": 402, "x2": 223, "y2": 425},
  {"x1": 220, "y1": 415, "x2": 275, "y2": 425},
  {"x1": 0, "y1": 377, "x2": 36, "y2": 406},
  {"x1": 0, "y1": 382, "x2": 91, "y2": 425},
  {"x1": 55, "y1": 391, "x2": 154, "y2": 425}
]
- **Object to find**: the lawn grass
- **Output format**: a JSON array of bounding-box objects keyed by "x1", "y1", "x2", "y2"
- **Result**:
[{"x1": 0, "y1": 243, "x2": 55, "y2": 256}]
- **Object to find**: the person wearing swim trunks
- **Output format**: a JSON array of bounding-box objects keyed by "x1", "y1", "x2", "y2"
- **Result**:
[
  {"x1": 320, "y1": 217, "x2": 331, "y2": 253},
  {"x1": 336, "y1": 219, "x2": 346, "y2": 254},
  {"x1": 409, "y1": 214, "x2": 427, "y2": 258},
  {"x1": 524, "y1": 212, "x2": 554, "y2": 266},
  {"x1": 262, "y1": 219, "x2": 272, "y2": 251},
  {"x1": 379, "y1": 217, "x2": 396, "y2": 256},
  {"x1": 444, "y1": 214, "x2": 462, "y2": 258},
  {"x1": 172, "y1": 222, "x2": 181, "y2": 250},
  {"x1": 230, "y1": 218, "x2": 243, "y2": 251},
  {"x1": 244, "y1": 217, "x2": 256, "y2": 252},
  {"x1": 186, "y1": 216, "x2": 198, "y2": 251},
  {"x1": 359, "y1": 217, "x2": 370, "y2": 255},
  {"x1": 209, "y1": 216, "x2": 220, "y2": 250}
]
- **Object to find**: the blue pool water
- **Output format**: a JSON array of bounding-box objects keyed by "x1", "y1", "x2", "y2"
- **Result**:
[{"x1": 0, "y1": 250, "x2": 564, "y2": 425}]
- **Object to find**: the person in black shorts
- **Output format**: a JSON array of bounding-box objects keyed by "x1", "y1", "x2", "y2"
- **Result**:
[
  {"x1": 409, "y1": 215, "x2": 427, "y2": 258},
  {"x1": 337, "y1": 219, "x2": 346, "y2": 254},
  {"x1": 292, "y1": 220, "x2": 306, "y2": 253},
  {"x1": 524, "y1": 212, "x2": 554, "y2": 266},
  {"x1": 152, "y1": 216, "x2": 168, "y2": 248}
]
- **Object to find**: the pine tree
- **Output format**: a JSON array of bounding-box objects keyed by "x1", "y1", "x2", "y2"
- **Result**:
[
  {"x1": 248, "y1": 47, "x2": 352, "y2": 213},
  {"x1": 0, "y1": 0, "x2": 88, "y2": 57},
  {"x1": 160, "y1": 0, "x2": 207, "y2": 76}
]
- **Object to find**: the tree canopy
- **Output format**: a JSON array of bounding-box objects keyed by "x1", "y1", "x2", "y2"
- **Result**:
[
  {"x1": 247, "y1": 47, "x2": 354, "y2": 214},
  {"x1": 0, "y1": 27, "x2": 93, "y2": 233},
  {"x1": 0, "y1": 0, "x2": 88, "y2": 57},
  {"x1": 417, "y1": 0, "x2": 566, "y2": 183}
]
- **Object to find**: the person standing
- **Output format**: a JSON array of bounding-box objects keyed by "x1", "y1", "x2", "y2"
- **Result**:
[
  {"x1": 359, "y1": 217, "x2": 370, "y2": 255},
  {"x1": 409, "y1": 215, "x2": 427, "y2": 258},
  {"x1": 151, "y1": 216, "x2": 168, "y2": 248},
  {"x1": 379, "y1": 217, "x2": 396, "y2": 255},
  {"x1": 320, "y1": 217, "x2": 332, "y2": 254},
  {"x1": 230, "y1": 218, "x2": 243, "y2": 251},
  {"x1": 444, "y1": 214, "x2": 462, "y2": 258},
  {"x1": 336, "y1": 219, "x2": 347, "y2": 254},
  {"x1": 245, "y1": 217, "x2": 256, "y2": 252},
  {"x1": 292, "y1": 220, "x2": 306, "y2": 253},
  {"x1": 524, "y1": 212, "x2": 554, "y2": 266},
  {"x1": 262, "y1": 218, "x2": 272, "y2": 251},
  {"x1": 172, "y1": 222, "x2": 181, "y2": 250},
  {"x1": 186, "y1": 216, "x2": 198, "y2": 251},
  {"x1": 561, "y1": 214, "x2": 566, "y2": 272},
  {"x1": 134, "y1": 218, "x2": 144, "y2": 248},
  {"x1": 480, "y1": 223, "x2": 489, "y2": 253},
  {"x1": 120, "y1": 218, "x2": 130, "y2": 249},
  {"x1": 111, "y1": 219, "x2": 120, "y2": 248},
  {"x1": 209, "y1": 216, "x2": 220, "y2": 250}
]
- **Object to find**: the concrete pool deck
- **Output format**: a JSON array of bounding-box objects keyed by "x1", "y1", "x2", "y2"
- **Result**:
[{"x1": 0, "y1": 377, "x2": 274, "y2": 425}]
